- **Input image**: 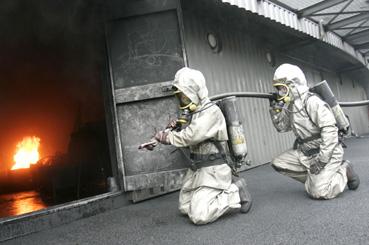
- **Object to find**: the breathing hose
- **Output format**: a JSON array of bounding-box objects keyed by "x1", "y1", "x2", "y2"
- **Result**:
[{"x1": 209, "y1": 92, "x2": 369, "y2": 107}]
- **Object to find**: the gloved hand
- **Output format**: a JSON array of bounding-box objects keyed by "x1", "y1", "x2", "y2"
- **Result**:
[
  {"x1": 269, "y1": 99, "x2": 284, "y2": 113},
  {"x1": 269, "y1": 93, "x2": 284, "y2": 111},
  {"x1": 154, "y1": 130, "x2": 170, "y2": 145},
  {"x1": 145, "y1": 144, "x2": 156, "y2": 151},
  {"x1": 269, "y1": 92, "x2": 278, "y2": 107},
  {"x1": 166, "y1": 119, "x2": 178, "y2": 129},
  {"x1": 309, "y1": 157, "x2": 326, "y2": 175}
]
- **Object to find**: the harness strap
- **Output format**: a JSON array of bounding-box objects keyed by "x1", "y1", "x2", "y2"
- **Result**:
[
  {"x1": 189, "y1": 158, "x2": 224, "y2": 171},
  {"x1": 293, "y1": 134, "x2": 321, "y2": 150},
  {"x1": 301, "y1": 148, "x2": 320, "y2": 157},
  {"x1": 190, "y1": 153, "x2": 223, "y2": 162},
  {"x1": 189, "y1": 140, "x2": 231, "y2": 172}
]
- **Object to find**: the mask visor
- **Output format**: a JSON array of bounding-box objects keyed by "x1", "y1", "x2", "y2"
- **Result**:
[
  {"x1": 174, "y1": 90, "x2": 193, "y2": 109},
  {"x1": 273, "y1": 83, "x2": 290, "y2": 101}
]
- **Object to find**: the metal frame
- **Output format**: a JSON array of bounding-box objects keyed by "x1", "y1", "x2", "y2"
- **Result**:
[
  {"x1": 310, "y1": 10, "x2": 369, "y2": 16},
  {"x1": 293, "y1": 0, "x2": 369, "y2": 56},
  {"x1": 297, "y1": 0, "x2": 347, "y2": 18},
  {"x1": 335, "y1": 26, "x2": 369, "y2": 30},
  {"x1": 221, "y1": 0, "x2": 367, "y2": 66},
  {"x1": 345, "y1": 28, "x2": 369, "y2": 42},
  {"x1": 177, "y1": 0, "x2": 189, "y2": 67},
  {"x1": 325, "y1": 0, "x2": 353, "y2": 25},
  {"x1": 104, "y1": 23, "x2": 127, "y2": 191},
  {"x1": 342, "y1": 19, "x2": 369, "y2": 38},
  {"x1": 355, "y1": 41, "x2": 369, "y2": 49},
  {"x1": 103, "y1": 0, "x2": 191, "y2": 202},
  {"x1": 326, "y1": 12, "x2": 369, "y2": 30}
]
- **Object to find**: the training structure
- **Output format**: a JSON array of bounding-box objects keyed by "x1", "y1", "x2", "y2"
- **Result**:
[
  {"x1": 104, "y1": 0, "x2": 369, "y2": 202},
  {"x1": 2, "y1": 0, "x2": 369, "y2": 241}
]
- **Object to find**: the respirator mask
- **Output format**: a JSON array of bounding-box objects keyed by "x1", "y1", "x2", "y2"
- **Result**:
[
  {"x1": 173, "y1": 87, "x2": 197, "y2": 127},
  {"x1": 272, "y1": 78, "x2": 292, "y2": 104}
]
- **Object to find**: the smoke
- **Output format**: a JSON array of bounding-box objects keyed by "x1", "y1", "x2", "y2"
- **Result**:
[{"x1": 0, "y1": 0, "x2": 107, "y2": 171}]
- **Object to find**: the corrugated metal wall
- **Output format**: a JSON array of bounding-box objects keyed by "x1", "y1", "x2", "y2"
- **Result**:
[
  {"x1": 181, "y1": 0, "x2": 369, "y2": 167},
  {"x1": 277, "y1": 56, "x2": 369, "y2": 135}
]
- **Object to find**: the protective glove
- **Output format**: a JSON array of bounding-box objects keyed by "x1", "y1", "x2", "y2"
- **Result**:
[
  {"x1": 269, "y1": 99, "x2": 285, "y2": 113},
  {"x1": 269, "y1": 92, "x2": 279, "y2": 105},
  {"x1": 154, "y1": 130, "x2": 170, "y2": 145},
  {"x1": 269, "y1": 93, "x2": 283, "y2": 112},
  {"x1": 309, "y1": 157, "x2": 326, "y2": 175},
  {"x1": 269, "y1": 92, "x2": 278, "y2": 104},
  {"x1": 145, "y1": 144, "x2": 156, "y2": 151},
  {"x1": 166, "y1": 119, "x2": 178, "y2": 130}
]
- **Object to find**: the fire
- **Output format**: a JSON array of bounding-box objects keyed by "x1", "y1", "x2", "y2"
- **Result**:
[{"x1": 11, "y1": 136, "x2": 41, "y2": 170}]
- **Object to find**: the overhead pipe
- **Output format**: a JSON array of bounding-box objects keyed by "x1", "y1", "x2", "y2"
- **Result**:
[
  {"x1": 339, "y1": 100, "x2": 369, "y2": 107},
  {"x1": 209, "y1": 92, "x2": 369, "y2": 107}
]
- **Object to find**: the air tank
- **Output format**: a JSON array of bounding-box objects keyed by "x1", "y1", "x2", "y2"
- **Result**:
[
  {"x1": 310, "y1": 80, "x2": 350, "y2": 133},
  {"x1": 217, "y1": 96, "x2": 248, "y2": 163}
]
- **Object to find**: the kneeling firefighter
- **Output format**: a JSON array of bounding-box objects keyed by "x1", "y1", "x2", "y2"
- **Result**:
[
  {"x1": 153, "y1": 67, "x2": 252, "y2": 225},
  {"x1": 269, "y1": 63, "x2": 360, "y2": 199}
]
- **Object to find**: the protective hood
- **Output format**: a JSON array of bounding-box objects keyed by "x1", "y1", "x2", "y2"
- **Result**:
[
  {"x1": 172, "y1": 67, "x2": 209, "y2": 107},
  {"x1": 273, "y1": 63, "x2": 309, "y2": 99}
]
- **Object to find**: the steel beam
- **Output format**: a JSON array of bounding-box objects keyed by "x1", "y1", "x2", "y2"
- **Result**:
[
  {"x1": 345, "y1": 28, "x2": 369, "y2": 42},
  {"x1": 326, "y1": 0, "x2": 353, "y2": 26},
  {"x1": 298, "y1": 0, "x2": 348, "y2": 17},
  {"x1": 355, "y1": 41, "x2": 369, "y2": 49},
  {"x1": 310, "y1": 10, "x2": 369, "y2": 16},
  {"x1": 343, "y1": 19, "x2": 369, "y2": 37},
  {"x1": 327, "y1": 12, "x2": 369, "y2": 30},
  {"x1": 335, "y1": 26, "x2": 369, "y2": 30}
]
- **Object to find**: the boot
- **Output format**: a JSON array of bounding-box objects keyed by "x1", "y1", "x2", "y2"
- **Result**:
[
  {"x1": 346, "y1": 161, "x2": 360, "y2": 190},
  {"x1": 234, "y1": 177, "x2": 252, "y2": 213}
]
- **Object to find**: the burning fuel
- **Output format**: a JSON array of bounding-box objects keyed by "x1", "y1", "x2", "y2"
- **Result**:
[{"x1": 11, "y1": 137, "x2": 41, "y2": 171}]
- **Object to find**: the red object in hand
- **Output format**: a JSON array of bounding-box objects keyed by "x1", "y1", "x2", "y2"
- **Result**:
[{"x1": 138, "y1": 140, "x2": 158, "y2": 150}]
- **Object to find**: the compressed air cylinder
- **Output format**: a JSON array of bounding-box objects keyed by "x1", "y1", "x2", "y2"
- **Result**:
[
  {"x1": 218, "y1": 96, "x2": 248, "y2": 162},
  {"x1": 310, "y1": 80, "x2": 350, "y2": 133}
]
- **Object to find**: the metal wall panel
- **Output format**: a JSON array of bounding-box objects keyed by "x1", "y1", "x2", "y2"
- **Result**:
[
  {"x1": 335, "y1": 76, "x2": 369, "y2": 135},
  {"x1": 182, "y1": 0, "x2": 369, "y2": 167}
]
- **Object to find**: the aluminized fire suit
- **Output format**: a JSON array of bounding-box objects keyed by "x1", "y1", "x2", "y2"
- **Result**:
[
  {"x1": 163, "y1": 67, "x2": 244, "y2": 224},
  {"x1": 270, "y1": 64, "x2": 347, "y2": 199}
]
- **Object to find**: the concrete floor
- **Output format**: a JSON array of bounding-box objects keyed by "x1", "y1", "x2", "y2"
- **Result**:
[{"x1": 5, "y1": 136, "x2": 369, "y2": 245}]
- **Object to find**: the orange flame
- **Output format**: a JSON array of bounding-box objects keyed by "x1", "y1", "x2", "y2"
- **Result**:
[{"x1": 11, "y1": 136, "x2": 41, "y2": 170}]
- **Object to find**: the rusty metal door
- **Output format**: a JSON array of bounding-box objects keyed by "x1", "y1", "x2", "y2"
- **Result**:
[{"x1": 105, "y1": 0, "x2": 189, "y2": 202}]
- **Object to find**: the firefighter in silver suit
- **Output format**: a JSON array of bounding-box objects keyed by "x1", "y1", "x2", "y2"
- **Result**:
[
  {"x1": 155, "y1": 67, "x2": 252, "y2": 224},
  {"x1": 269, "y1": 63, "x2": 360, "y2": 199}
]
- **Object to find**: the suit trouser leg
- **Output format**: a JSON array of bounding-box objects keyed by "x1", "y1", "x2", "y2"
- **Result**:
[
  {"x1": 305, "y1": 146, "x2": 347, "y2": 199},
  {"x1": 271, "y1": 149, "x2": 308, "y2": 183},
  {"x1": 272, "y1": 147, "x2": 348, "y2": 199},
  {"x1": 178, "y1": 169, "x2": 195, "y2": 215},
  {"x1": 187, "y1": 184, "x2": 240, "y2": 225}
]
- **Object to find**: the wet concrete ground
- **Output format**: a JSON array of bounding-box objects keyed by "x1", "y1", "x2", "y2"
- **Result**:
[
  {"x1": 5, "y1": 136, "x2": 369, "y2": 245},
  {"x1": 0, "y1": 191, "x2": 48, "y2": 218}
]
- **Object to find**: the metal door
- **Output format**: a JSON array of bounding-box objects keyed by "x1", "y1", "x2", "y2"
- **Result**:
[{"x1": 105, "y1": 0, "x2": 189, "y2": 202}]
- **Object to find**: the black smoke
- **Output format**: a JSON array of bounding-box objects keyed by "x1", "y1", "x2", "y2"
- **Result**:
[{"x1": 0, "y1": 0, "x2": 107, "y2": 171}]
